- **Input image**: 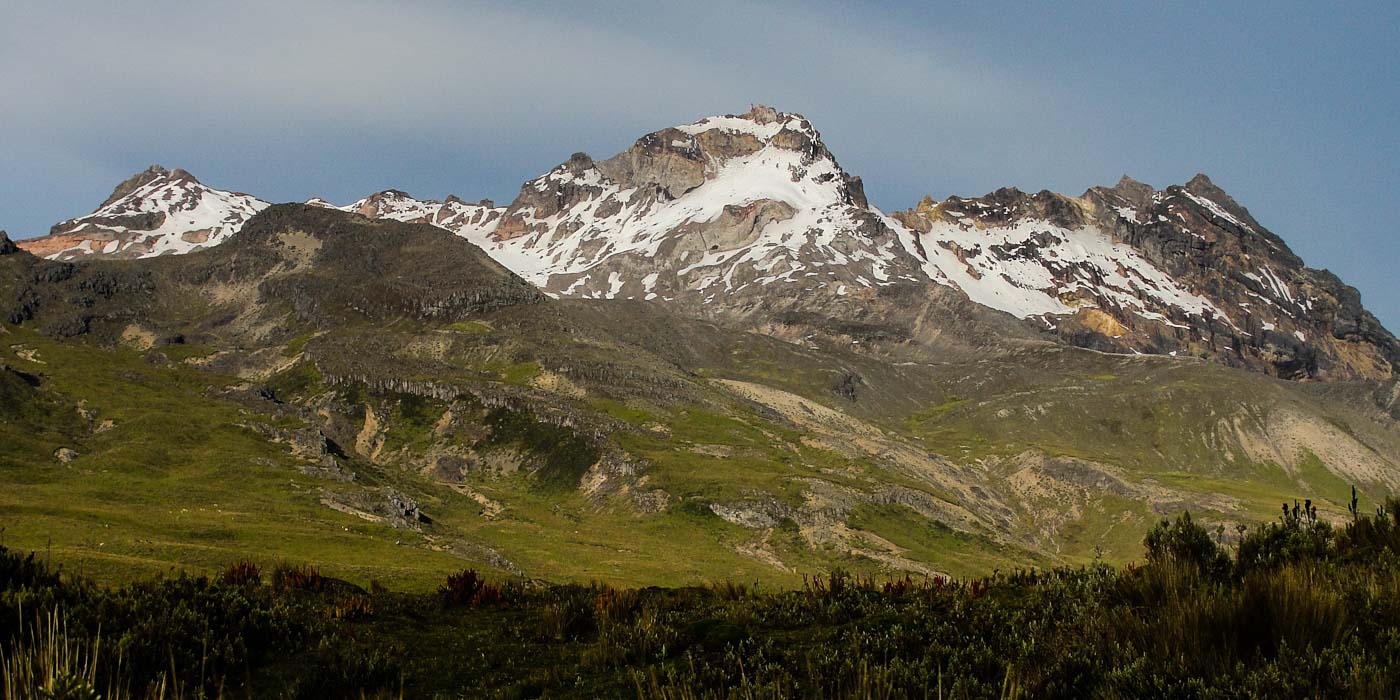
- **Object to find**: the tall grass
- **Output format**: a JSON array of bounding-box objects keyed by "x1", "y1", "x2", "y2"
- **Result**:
[{"x1": 1, "y1": 606, "x2": 127, "y2": 700}]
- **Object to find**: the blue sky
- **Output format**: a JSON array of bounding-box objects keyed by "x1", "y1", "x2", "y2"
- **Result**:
[{"x1": 2, "y1": 1, "x2": 1396, "y2": 329}]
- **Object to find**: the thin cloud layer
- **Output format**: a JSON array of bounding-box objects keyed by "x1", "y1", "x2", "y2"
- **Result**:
[{"x1": 2, "y1": 1, "x2": 1061, "y2": 202}]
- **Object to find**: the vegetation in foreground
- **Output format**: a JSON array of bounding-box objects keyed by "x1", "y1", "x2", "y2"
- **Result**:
[{"x1": 2, "y1": 495, "x2": 1399, "y2": 699}]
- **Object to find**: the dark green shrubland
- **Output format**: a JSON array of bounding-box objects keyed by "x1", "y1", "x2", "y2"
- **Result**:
[{"x1": 2, "y1": 494, "x2": 1398, "y2": 698}]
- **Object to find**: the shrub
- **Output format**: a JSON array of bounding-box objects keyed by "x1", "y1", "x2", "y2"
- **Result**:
[
  {"x1": 1144, "y1": 511, "x2": 1231, "y2": 580},
  {"x1": 5, "y1": 491, "x2": 1400, "y2": 697},
  {"x1": 1335, "y1": 497, "x2": 1400, "y2": 561},
  {"x1": 594, "y1": 585, "x2": 641, "y2": 627},
  {"x1": 272, "y1": 564, "x2": 326, "y2": 593},
  {"x1": 0, "y1": 546, "x2": 62, "y2": 591},
  {"x1": 329, "y1": 594, "x2": 374, "y2": 622},
  {"x1": 707, "y1": 580, "x2": 748, "y2": 601},
  {"x1": 219, "y1": 560, "x2": 261, "y2": 587},
  {"x1": 1236, "y1": 500, "x2": 1333, "y2": 575},
  {"x1": 438, "y1": 569, "x2": 501, "y2": 608},
  {"x1": 538, "y1": 590, "x2": 597, "y2": 642}
]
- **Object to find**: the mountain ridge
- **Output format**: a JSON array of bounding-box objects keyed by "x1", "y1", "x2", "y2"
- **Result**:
[{"x1": 15, "y1": 106, "x2": 1396, "y2": 381}]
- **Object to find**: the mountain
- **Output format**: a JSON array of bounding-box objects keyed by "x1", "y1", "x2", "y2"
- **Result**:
[
  {"x1": 15, "y1": 107, "x2": 1397, "y2": 382},
  {"x1": 473, "y1": 107, "x2": 909, "y2": 305},
  {"x1": 17, "y1": 166, "x2": 268, "y2": 260},
  {"x1": 2, "y1": 203, "x2": 1398, "y2": 589},
  {"x1": 293, "y1": 107, "x2": 1400, "y2": 381},
  {"x1": 464, "y1": 106, "x2": 1396, "y2": 380},
  {"x1": 892, "y1": 176, "x2": 1400, "y2": 380}
]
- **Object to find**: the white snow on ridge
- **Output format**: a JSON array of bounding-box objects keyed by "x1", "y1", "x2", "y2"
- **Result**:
[
  {"x1": 30, "y1": 111, "x2": 1266, "y2": 343},
  {"x1": 1182, "y1": 191, "x2": 1254, "y2": 233},
  {"x1": 318, "y1": 191, "x2": 505, "y2": 242},
  {"x1": 462, "y1": 141, "x2": 905, "y2": 298},
  {"x1": 346, "y1": 191, "x2": 438, "y2": 222},
  {"x1": 457, "y1": 109, "x2": 1236, "y2": 332},
  {"x1": 900, "y1": 218, "x2": 1228, "y2": 323},
  {"x1": 44, "y1": 173, "x2": 269, "y2": 259},
  {"x1": 675, "y1": 115, "x2": 794, "y2": 140}
]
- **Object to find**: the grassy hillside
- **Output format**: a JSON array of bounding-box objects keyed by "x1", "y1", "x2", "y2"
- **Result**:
[{"x1": 1, "y1": 206, "x2": 1397, "y2": 592}]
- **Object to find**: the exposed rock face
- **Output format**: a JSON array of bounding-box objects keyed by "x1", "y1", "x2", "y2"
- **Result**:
[
  {"x1": 0, "y1": 232, "x2": 18, "y2": 256},
  {"x1": 319, "y1": 487, "x2": 428, "y2": 530},
  {"x1": 597, "y1": 129, "x2": 707, "y2": 199},
  {"x1": 893, "y1": 174, "x2": 1398, "y2": 380},
  {"x1": 18, "y1": 166, "x2": 268, "y2": 260}
]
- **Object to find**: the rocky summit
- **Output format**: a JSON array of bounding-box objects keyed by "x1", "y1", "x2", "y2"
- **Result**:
[
  {"x1": 19, "y1": 165, "x2": 269, "y2": 260},
  {"x1": 17, "y1": 106, "x2": 1398, "y2": 383}
]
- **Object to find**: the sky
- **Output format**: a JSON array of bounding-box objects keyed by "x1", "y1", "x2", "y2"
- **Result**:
[{"x1": 2, "y1": 0, "x2": 1396, "y2": 330}]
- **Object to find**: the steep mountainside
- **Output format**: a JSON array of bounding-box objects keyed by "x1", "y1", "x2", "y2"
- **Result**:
[
  {"x1": 2, "y1": 206, "x2": 1397, "y2": 588},
  {"x1": 894, "y1": 176, "x2": 1399, "y2": 380},
  {"x1": 18, "y1": 166, "x2": 268, "y2": 260},
  {"x1": 14, "y1": 107, "x2": 1396, "y2": 381}
]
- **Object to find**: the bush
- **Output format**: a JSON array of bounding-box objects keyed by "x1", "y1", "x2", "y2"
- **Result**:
[
  {"x1": 438, "y1": 569, "x2": 501, "y2": 608},
  {"x1": 1143, "y1": 511, "x2": 1231, "y2": 580},
  {"x1": 329, "y1": 594, "x2": 374, "y2": 622},
  {"x1": 220, "y1": 560, "x2": 261, "y2": 586},
  {"x1": 1236, "y1": 500, "x2": 1333, "y2": 575},
  {"x1": 272, "y1": 564, "x2": 326, "y2": 593},
  {"x1": 1335, "y1": 497, "x2": 1400, "y2": 561},
  {"x1": 4, "y1": 492, "x2": 1400, "y2": 696}
]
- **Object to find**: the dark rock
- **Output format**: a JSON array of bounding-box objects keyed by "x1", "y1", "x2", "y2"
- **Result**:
[{"x1": 831, "y1": 371, "x2": 862, "y2": 402}]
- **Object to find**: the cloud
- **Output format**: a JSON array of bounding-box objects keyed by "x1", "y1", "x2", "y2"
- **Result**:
[{"x1": 1, "y1": 0, "x2": 1064, "y2": 174}]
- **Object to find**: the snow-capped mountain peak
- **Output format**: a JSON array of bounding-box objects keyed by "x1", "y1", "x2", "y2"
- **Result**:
[
  {"x1": 467, "y1": 105, "x2": 910, "y2": 306},
  {"x1": 18, "y1": 165, "x2": 268, "y2": 260}
]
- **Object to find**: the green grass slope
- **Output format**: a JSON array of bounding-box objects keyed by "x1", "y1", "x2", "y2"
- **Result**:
[{"x1": 1, "y1": 205, "x2": 1396, "y2": 590}]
